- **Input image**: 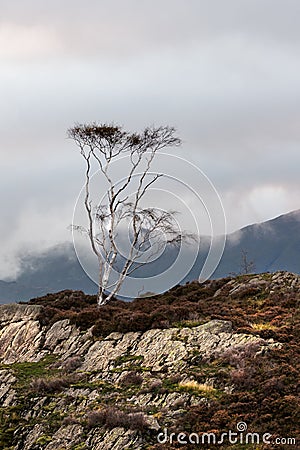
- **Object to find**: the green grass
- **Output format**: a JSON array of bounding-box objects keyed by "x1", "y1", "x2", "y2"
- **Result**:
[
  {"x1": 0, "y1": 354, "x2": 59, "y2": 388},
  {"x1": 111, "y1": 365, "x2": 151, "y2": 373},
  {"x1": 0, "y1": 405, "x2": 23, "y2": 448},
  {"x1": 35, "y1": 435, "x2": 52, "y2": 445},
  {"x1": 114, "y1": 354, "x2": 144, "y2": 366},
  {"x1": 0, "y1": 355, "x2": 62, "y2": 448}
]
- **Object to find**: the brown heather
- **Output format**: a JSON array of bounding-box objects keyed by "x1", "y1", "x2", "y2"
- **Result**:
[{"x1": 2, "y1": 271, "x2": 298, "y2": 449}]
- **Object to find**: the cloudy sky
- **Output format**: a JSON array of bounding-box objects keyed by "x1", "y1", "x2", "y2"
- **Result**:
[{"x1": 1, "y1": 0, "x2": 300, "y2": 279}]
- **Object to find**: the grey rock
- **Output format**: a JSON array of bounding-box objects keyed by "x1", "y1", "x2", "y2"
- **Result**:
[
  {"x1": 44, "y1": 424, "x2": 84, "y2": 449},
  {"x1": 87, "y1": 428, "x2": 143, "y2": 450},
  {"x1": 0, "y1": 319, "x2": 44, "y2": 364},
  {"x1": 0, "y1": 281, "x2": 291, "y2": 450},
  {"x1": 0, "y1": 369, "x2": 16, "y2": 406},
  {"x1": 0, "y1": 304, "x2": 42, "y2": 326}
]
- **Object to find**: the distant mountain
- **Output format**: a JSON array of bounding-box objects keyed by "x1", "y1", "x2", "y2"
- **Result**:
[
  {"x1": 0, "y1": 209, "x2": 299, "y2": 303},
  {"x1": 0, "y1": 244, "x2": 97, "y2": 304},
  {"x1": 214, "y1": 208, "x2": 300, "y2": 277}
]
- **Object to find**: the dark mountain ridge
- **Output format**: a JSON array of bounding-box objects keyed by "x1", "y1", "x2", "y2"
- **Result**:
[{"x1": 0, "y1": 209, "x2": 299, "y2": 303}]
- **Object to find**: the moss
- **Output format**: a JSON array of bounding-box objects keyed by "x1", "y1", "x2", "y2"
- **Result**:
[
  {"x1": 72, "y1": 444, "x2": 87, "y2": 450},
  {"x1": 114, "y1": 354, "x2": 144, "y2": 366},
  {"x1": 70, "y1": 379, "x2": 119, "y2": 394},
  {"x1": 43, "y1": 401, "x2": 59, "y2": 411},
  {"x1": 35, "y1": 434, "x2": 52, "y2": 445},
  {"x1": 0, "y1": 354, "x2": 59, "y2": 389},
  {"x1": 1, "y1": 272, "x2": 298, "y2": 447},
  {"x1": 0, "y1": 428, "x2": 16, "y2": 449},
  {"x1": 111, "y1": 365, "x2": 151, "y2": 373},
  {"x1": 0, "y1": 406, "x2": 23, "y2": 448}
]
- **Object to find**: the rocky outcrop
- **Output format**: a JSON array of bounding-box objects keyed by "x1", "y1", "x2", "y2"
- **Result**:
[
  {"x1": 0, "y1": 315, "x2": 279, "y2": 449},
  {"x1": 0, "y1": 271, "x2": 298, "y2": 449},
  {"x1": 0, "y1": 308, "x2": 273, "y2": 373},
  {"x1": 0, "y1": 304, "x2": 44, "y2": 364},
  {"x1": 213, "y1": 270, "x2": 300, "y2": 298}
]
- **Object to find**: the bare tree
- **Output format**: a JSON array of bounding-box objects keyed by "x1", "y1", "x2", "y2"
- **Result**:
[
  {"x1": 68, "y1": 123, "x2": 195, "y2": 306},
  {"x1": 240, "y1": 249, "x2": 256, "y2": 275}
]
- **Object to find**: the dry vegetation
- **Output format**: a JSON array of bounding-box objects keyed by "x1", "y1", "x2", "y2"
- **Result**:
[
  {"x1": 26, "y1": 275, "x2": 298, "y2": 344},
  {"x1": 19, "y1": 273, "x2": 300, "y2": 449}
]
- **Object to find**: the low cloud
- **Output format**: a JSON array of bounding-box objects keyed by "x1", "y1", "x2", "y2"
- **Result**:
[{"x1": 1, "y1": 0, "x2": 300, "y2": 278}]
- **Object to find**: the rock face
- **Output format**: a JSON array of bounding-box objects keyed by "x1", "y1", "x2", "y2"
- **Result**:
[
  {"x1": 0, "y1": 309, "x2": 271, "y2": 373},
  {"x1": 0, "y1": 272, "x2": 298, "y2": 449},
  {"x1": 213, "y1": 270, "x2": 300, "y2": 298},
  {"x1": 0, "y1": 304, "x2": 44, "y2": 364},
  {"x1": 0, "y1": 317, "x2": 278, "y2": 449}
]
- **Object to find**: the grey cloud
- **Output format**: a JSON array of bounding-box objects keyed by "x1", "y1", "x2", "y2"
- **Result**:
[
  {"x1": 1, "y1": 0, "x2": 300, "y2": 278},
  {"x1": 2, "y1": 0, "x2": 300, "y2": 61}
]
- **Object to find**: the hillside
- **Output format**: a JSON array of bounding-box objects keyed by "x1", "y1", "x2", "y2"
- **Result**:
[
  {"x1": 1, "y1": 210, "x2": 300, "y2": 303},
  {"x1": 213, "y1": 209, "x2": 300, "y2": 277},
  {"x1": 0, "y1": 272, "x2": 299, "y2": 449},
  {"x1": 0, "y1": 244, "x2": 97, "y2": 303}
]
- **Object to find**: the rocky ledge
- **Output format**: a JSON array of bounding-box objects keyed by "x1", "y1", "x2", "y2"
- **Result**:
[{"x1": 0, "y1": 272, "x2": 299, "y2": 449}]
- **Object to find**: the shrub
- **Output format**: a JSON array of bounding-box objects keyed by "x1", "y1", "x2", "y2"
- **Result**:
[
  {"x1": 86, "y1": 407, "x2": 148, "y2": 431},
  {"x1": 119, "y1": 371, "x2": 144, "y2": 387},
  {"x1": 25, "y1": 271, "x2": 298, "y2": 346},
  {"x1": 218, "y1": 341, "x2": 261, "y2": 369},
  {"x1": 30, "y1": 376, "x2": 70, "y2": 393},
  {"x1": 86, "y1": 410, "x2": 106, "y2": 428},
  {"x1": 62, "y1": 415, "x2": 80, "y2": 425},
  {"x1": 148, "y1": 379, "x2": 163, "y2": 391},
  {"x1": 60, "y1": 356, "x2": 83, "y2": 373},
  {"x1": 230, "y1": 368, "x2": 256, "y2": 389}
]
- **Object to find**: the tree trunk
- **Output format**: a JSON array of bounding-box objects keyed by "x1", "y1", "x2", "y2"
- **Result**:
[
  {"x1": 97, "y1": 287, "x2": 118, "y2": 307},
  {"x1": 97, "y1": 287, "x2": 107, "y2": 307}
]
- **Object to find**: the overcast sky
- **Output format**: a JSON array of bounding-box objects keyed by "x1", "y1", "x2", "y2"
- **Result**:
[{"x1": 1, "y1": 0, "x2": 300, "y2": 279}]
